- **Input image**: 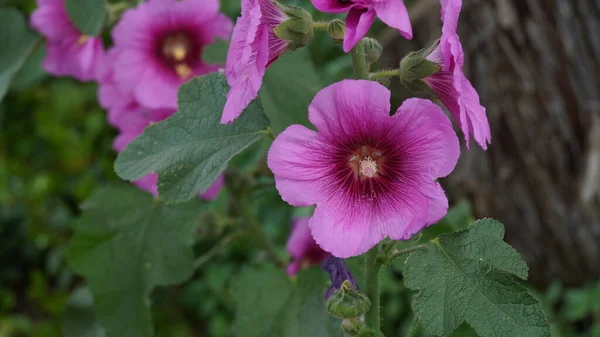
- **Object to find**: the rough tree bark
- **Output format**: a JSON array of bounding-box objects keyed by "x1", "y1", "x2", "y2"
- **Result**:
[{"x1": 383, "y1": 0, "x2": 600, "y2": 287}]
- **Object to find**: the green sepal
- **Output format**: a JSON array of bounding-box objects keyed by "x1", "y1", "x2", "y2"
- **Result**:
[
  {"x1": 399, "y1": 39, "x2": 441, "y2": 96},
  {"x1": 341, "y1": 318, "x2": 376, "y2": 337},
  {"x1": 326, "y1": 280, "x2": 371, "y2": 319},
  {"x1": 363, "y1": 38, "x2": 383, "y2": 64},
  {"x1": 274, "y1": 4, "x2": 314, "y2": 50}
]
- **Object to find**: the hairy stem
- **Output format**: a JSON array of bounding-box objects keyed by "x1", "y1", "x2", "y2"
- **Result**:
[
  {"x1": 370, "y1": 69, "x2": 401, "y2": 80},
  {"x1": 365, "y1": 247, "x2": 382, "y2": 336},
  {"x1": 313, "y1": 21, "x2": 330, "y2": 30},
  {"x1": 351, "y1": 39, "x2": 370, "y2": 80},
  {"x1": 406, "y1": 316, "x2": 420, "y2": 337}
]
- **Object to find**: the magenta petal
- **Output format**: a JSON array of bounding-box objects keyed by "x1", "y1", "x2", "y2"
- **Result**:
[
  {"x1": 286, "y1": 217, "x2": 328, "y2": 275},
  {"x1": 343, "y1": 7, "x2": 376, "y2": 52},
  {"x1": 373, "y1": 0, "x2": 412, "y2": 40},
  {"x1": 453, "y1": 68, "x2": 491, "y2": 150},
  {"x1": 423, "y1": 181, "x2": 448, "y2": 225},
  {"x1": 311, "y1": 0, "x2": 353, "y2": 13},
  {"x1": 200, "y1": 174, "x2": 224, "y2": 200},
  {"x1": 308, "y1": 80, "x2": 391, "y2": 136},
  {"x1": 267, "y1": 125, "x2": 325, "y2": 207},
  {"x1": 43, "y1": 37, "x2": 104, "y2": 81},
  {"x1": 134, "y1": 174, "x2": 159, "y2": 196},
  {"x1": 135, "y1": 64, "x2": 180, "y2": 110},
  {"x1": 379, "y1": 184, "x2": 430, "y2": 241},
  {"x1": 392, "y1": 98, "x2": 460, "y2": 178},
  {"x1": 309, "y1": 203, "x2": 385, "y2": 258},
  {"x1": 31, "y1": 0, "x2": 79, "y2": 41}
]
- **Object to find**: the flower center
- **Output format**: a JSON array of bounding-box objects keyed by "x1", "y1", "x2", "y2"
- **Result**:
[
  {"x1": 159, "y1": 32, "x2": 198, "y2": 79},
  {"x1": 348, "y1": 146, "x2": 384, "y2": 179},
  {"x1": 78, "y1": 35, "x2": 89, "y2": 44}
]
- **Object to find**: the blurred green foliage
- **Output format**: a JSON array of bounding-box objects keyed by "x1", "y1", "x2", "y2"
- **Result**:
[{"x1": 0, "y1": 0, "x2": 598, "y2": 337}]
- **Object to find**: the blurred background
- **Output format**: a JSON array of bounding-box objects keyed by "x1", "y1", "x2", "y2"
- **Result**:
[{"x1": 0, "y1": 0, "x2": 599, "y2": 336}]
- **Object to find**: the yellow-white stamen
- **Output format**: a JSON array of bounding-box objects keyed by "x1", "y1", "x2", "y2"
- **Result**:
[{"x1": 359, "y1": 156, "x2": 378, "y2": 178}]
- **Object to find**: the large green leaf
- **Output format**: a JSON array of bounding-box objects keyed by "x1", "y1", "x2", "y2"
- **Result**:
[
  {"x1": 260, "y1": 49, "x2": 322, "y2": 134},
  {"x1": 115, "y1": 73, "x2": 269, "y2": 203},
  {"x1": 68, "y1": 185, "x2": 205, "y2": 337},
  {"x1": 0, "y1": 8, "x2": 39, "y2": 103},
  {"x1": 65, "y1": 0, "x2": 106, "y2": 36},
  {"x1": 62, "y1": 287, "x2": 106, "y2": 337},
  {"x1": 232, "y1": 266, "x2": 341, "y2": 337},
  {"x1": 404, "y1": 219, "x2": 550, "y2": 337}
]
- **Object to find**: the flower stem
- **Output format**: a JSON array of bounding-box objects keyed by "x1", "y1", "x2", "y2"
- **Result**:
[
  {"x1": 370, "y1": 69, "x2": 401, "y2": 80},
  {"x1": 351, "y1": 39, "x2": 370, "y2": 80},
  {"x1": 313, "y1": 21, "x2": 330, "y2": 30},
  {"x1": 365, "y1": 247, "x2": 382, "y2": 336},
  {"x1": 264, "y1": 127, "x2": 276, "y2": 140},
  {"x1": 237, "y1": 192, "x2": 286, "y2": 268},
  {"x1": 406, "y1": 316, "x2": 420, "y2": 337},
  {"x1": 194, "y1": 230, "x2": 242, "y2": 269},
  {"x1": 387, "y1": 244, "x2": 428, "y2": 261}
]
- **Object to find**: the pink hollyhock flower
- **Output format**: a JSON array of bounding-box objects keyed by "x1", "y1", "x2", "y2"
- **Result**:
[
  {"x1": 221, "y1": 0, "x2": 290, "y2": 124},
  {"x1": 30, "y1": 0, "x2": 104, "y2": 81},
  {"x1": 422, "y1": 0, "x2": 490, "y2": 149},
  {"x1": 311, "y1": 0, "x2": 411, "y2": 52},
  {"x1": 286, "y1": 217, "x2": 329, "y2": 276},
  {"x1": 268, "y1": 80, "x2": 459, "y2": 258},
  {"x1": 111, "y1": 0, "x2": 233, "y2": 110},
  {"x1": 113, "y1": 111, "x2": 224, "y2": 200}
]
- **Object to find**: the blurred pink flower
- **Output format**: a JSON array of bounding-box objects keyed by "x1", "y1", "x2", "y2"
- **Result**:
[
  {"x1": 423, "y1": 0, "x2": 491, "y2": 149},
  {"x1": 311, "y1": 0, "x2": 411, "y2": 52},
  {"x1": 221, "y1": 0, "x2": 289, "y2": 124},
  {"x1": 110, "y1": 0, "x2": 232, "y2": 110},
  {"x1": 30, "y1": 0, "x2": 104, "y2": 81},
  {"x1": 268, "y1": 80, "x2": 459, "y2": 258},
  {"x1": 286, "y1": 217, "x2": 329, "y2": 276}
]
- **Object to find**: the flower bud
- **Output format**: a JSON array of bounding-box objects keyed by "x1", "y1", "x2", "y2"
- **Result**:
[
  {"x1": 363, "y1": 38, "x2": 382, "y2": 64},
  {"x1": 399, "y1": 42, "x2": 441, "y2": 95},
  {"x1": 327, "y1": 19, "x2": 345, "y2": 43},
  {"x1": 326, "y1": 280, "x2": 371, "y2": 319},
  {"x1": 274, "y1": 5, "x2": 314, "y2": 50}
]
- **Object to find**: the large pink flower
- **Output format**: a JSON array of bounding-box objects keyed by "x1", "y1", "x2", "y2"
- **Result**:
[
  {"x1": 222, "y1": 0, "x2": 290, "y2": 124},
  {"x1": 268, "y1": 80, "x2": 459, "y2": 258},
  {"x1": 30, "y1": 0, "x2": 104, "y2": 81},
  {"x1": 311, "y1": 0, "x2": 411, "y2": 52},
  {"x1": 286, "y1": 217, "x2": 329, "y2": 276},
  {"x1": 110, "y1": 0, "x2": 232, "y2": 110},
  {"x1": 423, "y1": 0, "x2": 490, "y2": 149}
]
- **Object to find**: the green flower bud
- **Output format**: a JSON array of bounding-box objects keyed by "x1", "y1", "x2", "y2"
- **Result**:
[
  {"x1": 327, "y1": 280, "x2": 371, "y2": 319},
  {"x1": 363, "y1": 38, "x2": 383, "y2": 64},
  {"x1": 327, "y1": 19, "x2": 345, "y2": 43},
  {"x1": 399, "y1": 40, "x2": 441, "y2": 95},
  {"x1": 274, "y1": 5, "x2": 314, "y2": 50},
  {"x1": 341, "y1": 318, "x2": 376, "y2": 337}
]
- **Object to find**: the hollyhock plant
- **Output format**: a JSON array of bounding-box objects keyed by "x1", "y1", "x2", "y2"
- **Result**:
[
  {"x1": 311, "y1": 0, "x2": 412, "y2": 52},
  {"x1": 286, "y1": 217, "x2": 329, "y2": 276},
  {"x1": 110, "y1": 0, "x2": 233, "y2": 110},
  {"x1": 30, "y1": 0, "x2": 104, "y2": 81},
  {"x1": 322, "y1": 256, "x2": 359, "y2": 299},
  {"x1": 221, "y1": 0, "x2": 291, "y2": 124},
  {"x1": 268, "y1": 80, "x2": 459, "y2": 258},
  {"x1": 422, "y1": 0, "x2": 491, "y2": 149}
]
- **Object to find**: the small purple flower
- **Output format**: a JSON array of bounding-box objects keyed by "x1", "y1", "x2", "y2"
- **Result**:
[
  {"x1": 311, "y1": 0, "x2": 412, "y2": 52},
  {"x1": 222, "y1": 0, "x2": 290, "y2": 124},
  {"x1": 322, "y1": 256, "x2": 359, "y2": 299},
  {"x1": 286, "y1": 217, "x2": 329, "y2": 276},
  {"x1": 110, "y1": 0, "x2": 233, "y2": 110},
  {"x1": 423, "y1": 0, "x2": 491, "y2": 149},
  {"x1": 30, "y1": 0, "x2": 104, "y2": 81},
  {"x1": 268, "y1": 80, "x2": 459, "y2": 258}
]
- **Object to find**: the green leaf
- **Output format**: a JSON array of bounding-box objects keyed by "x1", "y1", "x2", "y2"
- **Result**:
[
  {"x1": 115, "y1": 73, "x2": 269, "y2": 203},
  {"x1": 404, "y1": 219, "x2": 550, "y2": 337},
  {"x1": 0, "y1": 8, "x2": 39, "y2": 103},
  {"x1": 62, "y1": 287, "x2": 106, "y2": 337},
  {"x1": 232, "y1": 265, "x2": 341, "y2": 337},
  {"x1": 65, "y1": 0, "x2": 106, "y2": 36},
  {"x1": 260, "y1": 49, "x2": 322, "y2": 134},
  {"x1": 68, "y1": 185, "x2": 205, "y2": 337}
]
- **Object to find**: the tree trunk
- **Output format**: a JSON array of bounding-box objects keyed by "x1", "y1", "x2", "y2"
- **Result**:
[{"x1": 383, "y1": 0, "x2": 600, "y2": 287}]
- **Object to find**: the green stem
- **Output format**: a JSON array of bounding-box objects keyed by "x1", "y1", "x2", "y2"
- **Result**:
[
  {"x1": 388, "y1": 244, "x2": 428, "y2": 261},
  {"x1": 264, "y1": 127, "x2": 276, "y2": 140},
  {"x1": 313, "y1": 21, "x2": 329, "y2": 30},
  {"x1": 237, "y1": 193, "x2": 286, "y2": 268},
  {"x1": 350, "y1": 39, "x2": 370, "y2": 80},
  {"x1": 194, "y1": 230, "x2": 242, "y2": 269},
  {"x1": 370, "y1": 68, "x2": 401, "y2": 80},
  {"x1": 406, "y1": 316, "x2": 420, "y2": 337},
  {"x1": 365, "y1": 247, "x2": 382, "y2": 336}
]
